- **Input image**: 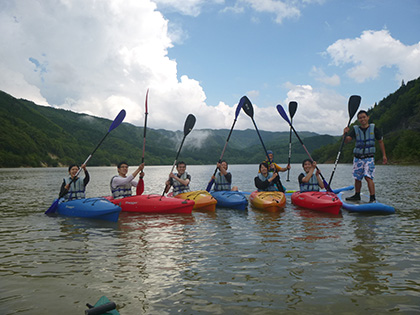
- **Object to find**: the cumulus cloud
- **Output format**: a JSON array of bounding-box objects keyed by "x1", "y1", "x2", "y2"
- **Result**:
[
  {"x1": 326, "y1": 29, "x2": 420, "y2": 83},
  {"x1": 0, "y1": 0, "x2": 236, "y2": 131}
]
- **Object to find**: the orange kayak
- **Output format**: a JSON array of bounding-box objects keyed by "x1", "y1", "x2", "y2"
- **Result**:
[
  {"x1": 249, "y1": 190, "x2": 286, "y2": 212},
  {"x1": 174, "y1": 190, "x2": 217, "y2": 211}
]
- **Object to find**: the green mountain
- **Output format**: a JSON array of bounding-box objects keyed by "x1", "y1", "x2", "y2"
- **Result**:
[
  {"x1": 0, "y1": 90, "x2": 336, "y2": 167},
  {"x1": 312, "y1": 77, "x2": 420, "y2": 164},
  {"x1": 3, "y1": 75, "x2": 419, "y2": 168}
]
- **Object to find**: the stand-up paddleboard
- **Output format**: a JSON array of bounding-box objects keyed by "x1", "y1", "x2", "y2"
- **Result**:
[{"x1": 338, "y1": 191, "x2": 395, "y2": 214}]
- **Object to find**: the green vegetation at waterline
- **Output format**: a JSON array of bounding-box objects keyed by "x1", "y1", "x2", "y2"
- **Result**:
[{"x1": 1, "y1": 76, "x2": 419, "y2": 167}]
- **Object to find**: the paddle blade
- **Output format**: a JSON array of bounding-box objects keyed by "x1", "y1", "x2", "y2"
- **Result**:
[
  {"x1": 184, "y1": 114, "x2": 196, "y2": 136},
  {"x1": 288, "y1": 101, "x2": 298, "y2": 119},
  {"x1": 276, "y1": 104, "x2": 291, "y2": 125},
  {"x1": 109, "y1": 109, "x2": 126, "y2": 132},
  {"x1": 348, "y1": 95, "x2": 361, "y2": 121},
  {"x1": 206, "y1": 178, "x2": 215, "y2": 192},
  {"x1": 241, "y1": 96, "x2": 254, "y2": 118},
  {"x1": 45, "y1": 198, "x2": 59, "y2": 214},
  {"x1": 136, "y1": 178, "x2": 144, "y2": 195},
  {"x1": 235, "y1": 96, "x2": 246, "y2": 118},
  {"x1": 145, "y1": 89, "x2": 149, "y2": 114}
]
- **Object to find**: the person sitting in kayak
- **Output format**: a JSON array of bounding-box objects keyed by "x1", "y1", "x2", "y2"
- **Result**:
[
  {"x1": 343, "y1": 110, "x2": 388, "y2": 203},
  {"x1": 60, "y1": 164, "x2": 90, "y2": 201},
  {"x1": 110, "y1": 161, "x2": 144, "y2": 199},
  {"x1": 298, "y1": 159, "x2": 325, "y2": 192},
  {"x1": 211, "y1": 160, "x2": 238, "y2": 191},
  {"x1": 164, "y1": 161, "x2": 191, "y2": 196},
  {"x1": 263, "y1": 150, "x2": 291, "y2": 173},
  {"x1": 254, "y1": 162, "x2": 285, "y2": 192}
]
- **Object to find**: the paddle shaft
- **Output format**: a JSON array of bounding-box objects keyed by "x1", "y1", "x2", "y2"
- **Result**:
[
  {"x1": 250, "y1": 118, "x2": 284, "y2": 191},
  {"x1": 328, "y1": 117, "x2": 351, "y2": 186},
  {"x1": 286, "y1": 118, "x2": 293, "y2": 181},
  {"x1": 288, "y1": 123, "x2": 332, "y2": 191}
]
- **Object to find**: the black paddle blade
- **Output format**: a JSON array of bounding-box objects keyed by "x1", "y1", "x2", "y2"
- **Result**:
[
  {"x1": 241, "y1": 96, "x2": 254, "y2": 118},
  {"x1": 348, "y1": 95, "x2": 361, "y2": 120},
  {"x1": 184, "y1": 114, "x2": 196, "y2": 136},
  {"x1": 288, "y1": 101, "x2": 298, "y2": 119}
]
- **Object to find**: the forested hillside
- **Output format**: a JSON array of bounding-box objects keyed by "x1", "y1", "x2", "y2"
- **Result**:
[
  {"x1": 2, "y1": 75, "x2": 418, "y2": 168},
  {"x1": 0, "y1": 90, "x2": 335, "y2": 167},
  {"x1": 312, "y1": 77, "x2": 420, "y2": 164}
]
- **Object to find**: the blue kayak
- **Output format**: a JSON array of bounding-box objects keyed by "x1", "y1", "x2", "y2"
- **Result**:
[
  {"x1": 338, "y1": 191, "x2": 395, "y2": 215},
  {"x1": 210, "y1": 190, "x2": 248, "y2": 210},
  {"x1": 57, "y1": 197, "x2": 121, "y2": 222}
]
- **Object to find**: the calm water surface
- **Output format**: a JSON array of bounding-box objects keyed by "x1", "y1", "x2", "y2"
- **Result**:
[{"x1": 0, "y1": 164, "x2": 419, "y2": 314}]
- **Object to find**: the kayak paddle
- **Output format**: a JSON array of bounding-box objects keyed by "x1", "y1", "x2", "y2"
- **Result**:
[
  {"x1": 162, "y1": 114, "x2": 196, "y2": 197},
  {"x1": 286, "y1": 101, "x2": 298, "y2": 181},
  {"x1": 242, "y1": 96, "x2": 283, "y2": 192},
  {"x1": 206, "y1": 96, "x2": 244, "y2": 192},
  {"x1": 136, "y1": 89, "x2": 149, "y2": 195},
  {"x1": 328, "y1": 95, "x2": 361, "y2": 186},
  {"x1": 276, "y1": 104, "x2": 332, "y2": 192},
  {"x1": 45, "y1": 109, "x2": 126, "y2": 214}
]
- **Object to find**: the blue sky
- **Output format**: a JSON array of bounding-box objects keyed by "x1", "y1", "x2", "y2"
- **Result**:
[{"x1": 1, "y1": 0, "x2": 419, "y2": 136}]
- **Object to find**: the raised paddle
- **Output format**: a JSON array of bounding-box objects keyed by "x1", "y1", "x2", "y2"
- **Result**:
[
  {"x1": 136, "y1": 89, "x2": 149, "y2": 195},
  {"x1": 242, "y1": 96, "x2": 284, "y2": 192},
  {"x1": 45, "y1": 109, "x2": 126, "y2": 214},
  {"x1": 162, "y1": 114, "x2": 196, "y2": 197},
  {"x1": 206, "y1": 96, "x2": 244, "y2": 192},
  {"x1": 328, "y1": 95, "x2": 361, "y2": 186},
  {"x1": 276, "y1": 104, "x2": 333, "y2": 192},
  {"x1": 286, "y1": 101, "x2": 298, "y2": 181}
]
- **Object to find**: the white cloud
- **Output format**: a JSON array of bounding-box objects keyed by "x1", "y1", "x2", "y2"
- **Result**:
[
  {"x1": 310, "y1": 67, "x2": 341, "y2": 86},
  {"x1": 241, "y1": 0, "x2": 301, "y2": 23},
  {"x1": 326, "y1": 29, "x2": 420, "y2": 83}
]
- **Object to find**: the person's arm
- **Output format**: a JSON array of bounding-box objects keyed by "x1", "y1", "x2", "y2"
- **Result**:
[
  {"x1": 111, "y1": 174, "x2": 135, "y2": 188},
  {"x1": 344, "y1": 127, "x2": 355, "y2": 144},
  {"x1": 164, "y1": 178, "x2": 173, "y2": 194},
  {"x1": 255, "y1": 176, "x2": 269, "y2": 190},
  {"x1": 59, "y1": 179, "x2": 67, "y2": 197},
  {"x1": 378, "y1": 139, "x2": 387, "y2": 164},
  {"x1": 82, "y1": 165, "x2": 90, "y2": 186},
  {"x1": 223, "y1": 172, "x2": 232, "y2": 184}
]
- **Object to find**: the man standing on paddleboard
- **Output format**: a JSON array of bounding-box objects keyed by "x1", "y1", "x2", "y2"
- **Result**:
[{"x1": 343, "y1": 110, "x2": 388, "y2": 203}]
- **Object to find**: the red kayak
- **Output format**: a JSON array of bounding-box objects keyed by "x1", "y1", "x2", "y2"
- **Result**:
[
  {"x1": 291, "y1": 191, "x2": 342, "y2": 215},
  {"x1": 104, "y1": 194, "x2": 194, "y2": 214}
]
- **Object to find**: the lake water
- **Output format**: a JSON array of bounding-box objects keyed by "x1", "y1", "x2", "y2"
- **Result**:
[{"x1": 0, "y1": 164, "x2": 419, "y2": 314}]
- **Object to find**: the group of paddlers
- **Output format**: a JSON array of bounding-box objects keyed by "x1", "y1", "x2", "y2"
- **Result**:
[{"x1": 60, "y1": 110, "x2": 386, "y2": 203}]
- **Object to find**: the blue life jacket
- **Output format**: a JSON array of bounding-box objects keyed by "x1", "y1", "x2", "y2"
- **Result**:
[
  {"x1": 172, "y1": 172, "x2": 191, "y2": 196},
  {"x1": 353, "y1": 124, "x2": 376, "y2": 158},
  {"x1": 299, "y1": 172, "x2": 320, "y2": 192},
  {"x1": 257, "y1": 172, "x2": 277, "y2": 191},
  {"x1": 110, "y1": 175, "x2": 133, "y2": 199},
  {"x1": 63, "y1": 176, "x2": 86, "y2": 201},
  {"x1": 214, "y1": 172, "x2": 231, "y2": 191}
]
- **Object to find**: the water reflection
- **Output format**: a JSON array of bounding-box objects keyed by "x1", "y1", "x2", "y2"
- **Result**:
[{"x1": 1, "y1": 165, "x2": 419, "y2": 314}]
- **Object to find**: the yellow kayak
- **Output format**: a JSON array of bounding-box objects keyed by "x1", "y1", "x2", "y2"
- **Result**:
[
  {"x1": 175, "y1": 190, "x2": 217, "y2": 212},
  {"x1": 249, "y1": 190, "x2": 286, "y2": 212}
]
